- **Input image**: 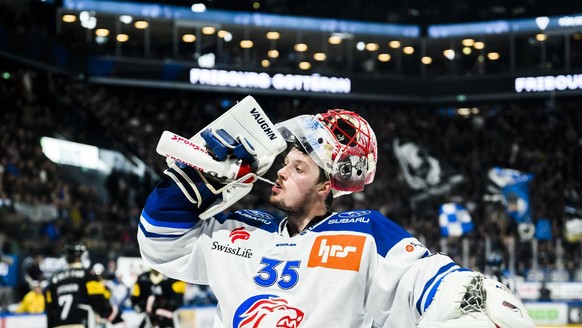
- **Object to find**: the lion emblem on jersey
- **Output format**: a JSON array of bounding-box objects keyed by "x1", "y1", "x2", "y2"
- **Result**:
[{"x1": 233, "y1": 294, "x2": 305, "y2": 328}]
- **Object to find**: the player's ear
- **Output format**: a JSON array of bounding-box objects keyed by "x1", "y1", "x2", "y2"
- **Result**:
[{"x1": 318, "y1": 180, "x2": 331, "y2": 196}]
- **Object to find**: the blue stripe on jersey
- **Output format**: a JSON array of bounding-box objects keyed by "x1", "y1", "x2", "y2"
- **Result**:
[
  {"x1": 415, "y1": 262, "x2": 457, "y2": 314},
  {"x1": 141, "y1": 210, "x2": 196, "y2": 229},
  {"x1": 422, "y1": 268, "x2": 470, "y2": 312},
  {"x1": 139, "y1": 222, "x2": 187, "y2": 238},
  {"x1": 310, "y1": 210, "x2": 413, "y2": 257}
]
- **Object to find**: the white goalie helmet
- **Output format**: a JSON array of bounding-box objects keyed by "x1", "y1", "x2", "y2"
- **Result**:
[{"x1": 275, "y1": 109, "x2": 378, "y2": 197}]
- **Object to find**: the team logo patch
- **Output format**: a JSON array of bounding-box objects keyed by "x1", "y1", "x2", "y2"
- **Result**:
[
  {"x1": 233, "y1": 294, "x2": 305, "y2": 328},
  {"x1": 230, "y1": 227, "x2": 250, "y2": 243},
  {"x1": 307, "y1": 235, "x2": 365, "y2": 271}
]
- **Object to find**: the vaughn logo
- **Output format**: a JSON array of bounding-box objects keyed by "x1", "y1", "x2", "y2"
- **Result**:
[
  {"x1": 307, "y1": 235, "x2": 365, "y2": 271},
  {"x1": 230, "y1": 227, "x2": 250, "y2": 243},
  {"x1": 250, "y1": 107, "x2": 278, "y2": 140}
]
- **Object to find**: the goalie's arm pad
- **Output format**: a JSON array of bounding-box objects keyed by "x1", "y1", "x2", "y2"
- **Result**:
[{"x1": 162, "y1": 162, "x2": 221, "y2": 212}]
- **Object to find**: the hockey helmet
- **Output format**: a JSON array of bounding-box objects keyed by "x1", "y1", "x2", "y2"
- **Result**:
[
  {"x1": 64, "y1": 242, "x2": 89, "y2": 265},
  {"x1": 276, "y1": 109, "x2": 377, "y2": 197}
]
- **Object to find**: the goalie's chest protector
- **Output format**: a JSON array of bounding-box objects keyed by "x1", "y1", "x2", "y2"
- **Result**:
[{"x1": 201, "y1": 209, "x2": 384, "y2": 327}]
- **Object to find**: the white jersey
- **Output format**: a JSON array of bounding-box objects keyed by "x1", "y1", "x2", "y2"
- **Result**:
[{"x1": 138, "y1": 184, "x2": 467, "y2": 327}]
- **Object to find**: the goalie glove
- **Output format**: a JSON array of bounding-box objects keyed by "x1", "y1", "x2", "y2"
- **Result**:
[
  {"x1": 157, "y1": 96, "x2": 287, "y2": 219},
  {"x1": 483, "y1": 278, "x2": 535, "y2": 328}
]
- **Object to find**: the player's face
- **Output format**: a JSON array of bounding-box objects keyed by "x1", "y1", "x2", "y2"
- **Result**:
[{"x1": 270, "y1": 148, "x2": 324, "y2": 213}]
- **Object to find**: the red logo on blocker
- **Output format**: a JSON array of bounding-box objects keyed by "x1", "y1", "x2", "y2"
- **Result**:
[
  {"x1": 308, "y1": 235, "x2": 365, "y2": 271},
  {"x1": 230, "y1": 227, "x2": 250, "y2": 243}
]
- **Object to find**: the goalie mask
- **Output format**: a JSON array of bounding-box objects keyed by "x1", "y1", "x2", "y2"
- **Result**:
[{"x1": 275, "y1": 109, "x2": 377, "y2": 197}]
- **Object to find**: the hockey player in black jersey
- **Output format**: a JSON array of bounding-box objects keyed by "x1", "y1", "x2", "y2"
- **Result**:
[
  {"x1": 130, "y1": 269, "x2": 186, "y2": 328},
  {"x1": 44, "y1": 243, "x2": 119, "y2": 328}
]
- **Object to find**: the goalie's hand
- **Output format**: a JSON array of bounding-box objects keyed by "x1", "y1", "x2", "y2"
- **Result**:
[{"x1": 201, "y1": 128, "x2": 257, "y2": 163}]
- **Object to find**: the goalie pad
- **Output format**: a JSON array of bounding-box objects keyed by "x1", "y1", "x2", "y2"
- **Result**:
[
  {"x1": 483, "y1": 278, "x2": 535, "y2": 328},
  {"x1": 157, "y1": 96, "x2": 286, "y2": 219}
]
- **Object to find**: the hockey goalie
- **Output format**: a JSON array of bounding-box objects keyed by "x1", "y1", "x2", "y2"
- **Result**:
[{"x1": 138, "y1": 96, "x2": 535, "y2": 327}]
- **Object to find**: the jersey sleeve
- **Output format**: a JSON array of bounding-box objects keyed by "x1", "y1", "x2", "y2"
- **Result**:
[
  {"x1": 363, "y1": 213, "x2": 463, "y2": 327},
  {"x1": 138, "y1": 177, "x2": 219, "y2": 284}
]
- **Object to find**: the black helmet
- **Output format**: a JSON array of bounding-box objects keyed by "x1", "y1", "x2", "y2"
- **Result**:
[
  {"x1": 487, "y1": 252, "x2": 503, "y2": 268},
  {"x1": 64, "y1": 243, "x2": 87, "y2": 263}
]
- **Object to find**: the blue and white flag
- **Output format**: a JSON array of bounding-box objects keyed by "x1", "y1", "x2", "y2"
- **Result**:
[
  {"x1": 487, "y1": 167, "x2": 533, "y2": 224},
  {"x1": 439, "y1": 203, "x2": 474, "y2": 237}
]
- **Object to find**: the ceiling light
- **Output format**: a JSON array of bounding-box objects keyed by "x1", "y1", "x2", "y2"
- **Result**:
[
  {"x1": 116, "y1": 34, "x2": 129, "y2": 42},
  {"x1": 378, "y1": 53, "x2": 391, "y2": 62},
  {"x1": 240, "y1": 40, "x2": 253, "y2": 48},
  {"x1": 62, "y1": 15, "x2": 76, "y2": 23},
  {"x1": 356, "y1": 42, "x2": 366, "y2": 51},
  {"x1": 365, "y1": 43, "x2": 379, "y2": 51},
  {"x1": 443, "y1": 49, "x2": 455, "y2": 60},
  {"x1": 134, "y1": 21, "x2": 148, "y2": 29},
  {"x1": 119, "y1": 15, "x2": 132, "y2": 24},
  {"x1": 389, "y1": 40, "x2": 401, "y2": 48},
  {"x1": 536, "y1": 33, "x2": 547, "y2": 41},
  {"x1": 462, "y1": 39, "x2": 474, "y2": 47},
  {"x1": 261, "y1": 59, "x2": 270, "y2": 67},
  {"x1": 202, "y1": 26, "x2": 216, "y2": 35},
  {"x1": 294, "y1": 43, "x2": 308, "y2": 52},
  {"x1": 95, "y1": 29, "x2": 109, "y2": 37},
  {"x1": 328, "y1": 36, "x2": 342, "y2": 44},
  {"x1": 487, "y1": 52, "x2": 500, "y2": 60},
  {"x1": 266, "y1": 31, "x2": 280, "y2": 40},
  {"x1": 191, "y1": 3, "x2": 206, "y2": 12},
  {"x1": 182, "y1": 34, "x2": 196, "y2": 43},
  {"x1": 403, "y1": 46, "x2": 414, "y2": 54},
  {"x1": 313, "y1": 53, "x2": 326, "y2": 61},
  {"x1": 421, "y1": 56, "x2": 432, "y2": 64},
  {"x1": 474, "y1": 42, "x2": 485, "y2": 49},
  {"x1": 267, "y1": 50, "x2": 279, "y2": 58},
  {"x1": 299, "y1": 61, "x2": 311, "y2": 70},
  {"x1": 462, "y1": 47, "x2": 472, "y2": 55}
]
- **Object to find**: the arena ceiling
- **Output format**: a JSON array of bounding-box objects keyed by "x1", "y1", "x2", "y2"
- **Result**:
[{"x1": 118, "y1": 0, "x2": 582, "y2": 26}]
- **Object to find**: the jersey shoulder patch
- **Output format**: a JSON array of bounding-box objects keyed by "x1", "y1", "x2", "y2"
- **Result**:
[{"x1": 217, "y1": 209, "x2": 282, "y2": 232}]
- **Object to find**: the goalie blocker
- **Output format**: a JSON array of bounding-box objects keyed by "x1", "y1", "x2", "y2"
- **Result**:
[{"x1": 156, "y1": 96, "x2": 287, "y2": 219}]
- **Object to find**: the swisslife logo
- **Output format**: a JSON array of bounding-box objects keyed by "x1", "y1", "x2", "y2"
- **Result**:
[
  {"x1": 210, "y1": 227, "x2": 252, "y2": 258},
  {"x1": 307, "y1": 235, "x2": 365, "y2": 271}
]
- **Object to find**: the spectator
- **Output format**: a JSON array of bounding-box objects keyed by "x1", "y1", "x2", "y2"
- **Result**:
[{"x1": 13, "y1": 280, "x2": 44, "y2": 314}]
